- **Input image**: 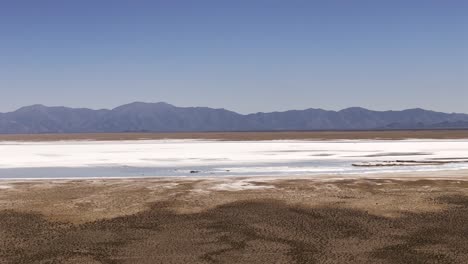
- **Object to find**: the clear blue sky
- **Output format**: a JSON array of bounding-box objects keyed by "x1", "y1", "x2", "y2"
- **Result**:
[{"x1": 1, "y1": 0, "x2": 467, "y2": 113}]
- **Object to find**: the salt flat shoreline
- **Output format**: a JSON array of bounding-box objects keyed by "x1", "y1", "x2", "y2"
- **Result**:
[{"x1": 1, "y1": 168, "x2": 468, "y2": 182}]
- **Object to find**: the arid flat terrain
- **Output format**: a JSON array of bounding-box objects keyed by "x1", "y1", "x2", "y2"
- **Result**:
[
  {"x1": 0, "y1": 130, "x2": 468, "y2": 142},
  {"x1": 1, "y1": 171, "x2": 468, "y2": 263}
]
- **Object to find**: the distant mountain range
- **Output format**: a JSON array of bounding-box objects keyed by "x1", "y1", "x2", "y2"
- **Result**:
[{"x1": 0, "y1": 102, "x2": 467, "y2": 134}]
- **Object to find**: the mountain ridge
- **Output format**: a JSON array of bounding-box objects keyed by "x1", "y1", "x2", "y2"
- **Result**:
[{"x1": 0, "y1": 102, "x2": 467, "y2": 134}]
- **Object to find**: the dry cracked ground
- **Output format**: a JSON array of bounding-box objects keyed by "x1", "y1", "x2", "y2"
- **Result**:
[{"x1": 0, "y1": 176, "x2": 467, "y2": 264}]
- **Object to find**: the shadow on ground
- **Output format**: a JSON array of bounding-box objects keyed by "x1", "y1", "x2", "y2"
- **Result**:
[{"x1": 1, "y1": 195, "x2": 467, "y2": 264}]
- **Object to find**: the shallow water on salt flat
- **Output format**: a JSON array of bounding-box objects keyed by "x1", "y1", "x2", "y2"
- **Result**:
[{"x1": 0, "y1": 139, "x2": 467, "y2": 179}]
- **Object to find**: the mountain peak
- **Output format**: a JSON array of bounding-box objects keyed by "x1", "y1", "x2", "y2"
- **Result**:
[
  {"x1": 15, "y1": 104, "x2": 48, "y2": 112},
  {"x1": 112, "y1": 102, "x2": 174, "y2": 111},
  {"x1": 339, "y1": 107, "x2": 371, "y2": 112},
  {"x1": 403, "y1": 108, "x2": 433, "y2": 113}
]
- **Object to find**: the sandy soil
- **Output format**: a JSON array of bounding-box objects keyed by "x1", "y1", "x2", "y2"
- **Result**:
[
  {"x1": 1, "y1": 171, "x2": 468, "y2": 263},
  {"x1": 0, "y1": 130, "x2": 467, "y2": 142}
]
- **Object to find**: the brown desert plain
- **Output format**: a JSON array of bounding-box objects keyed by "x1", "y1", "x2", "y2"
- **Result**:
[
  {"x1": 0, "y1": 130, "x2": 467, "y2": 141},
  {"x1": 0, "y1": 131, "x2": 468, "y2": 264}
]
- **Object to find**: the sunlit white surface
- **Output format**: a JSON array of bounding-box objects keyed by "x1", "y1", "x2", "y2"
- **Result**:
[{"x1": 0, "y1": 139, "x2": 467, "y2": 179}]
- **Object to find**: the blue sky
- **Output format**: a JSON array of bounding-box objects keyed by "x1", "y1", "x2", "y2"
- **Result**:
[{"x1": 1, "y1": 0, "x2": 467, "y2": 113}]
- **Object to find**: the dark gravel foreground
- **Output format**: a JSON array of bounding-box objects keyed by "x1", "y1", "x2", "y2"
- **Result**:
[{"x1": 0, "y1": 178, "x2": 467, "y2": 263}]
